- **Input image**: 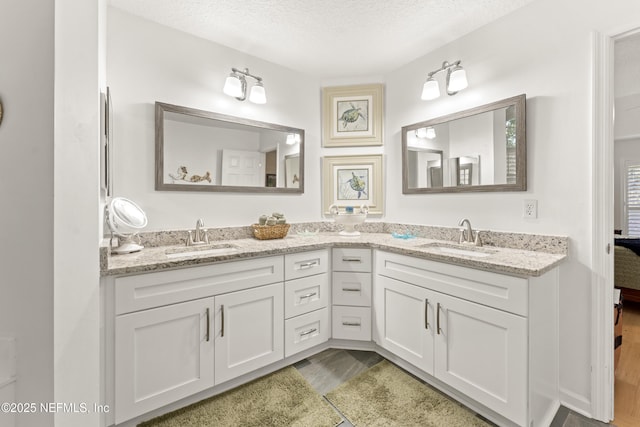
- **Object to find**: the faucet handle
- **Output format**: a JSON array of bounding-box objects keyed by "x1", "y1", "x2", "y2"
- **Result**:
[
  {"x1": 186, "y1": 230, "x2": 194, "y2": 246},
  {"x1": 474, "y1": 230, "x2": 483, "y2": 247}
]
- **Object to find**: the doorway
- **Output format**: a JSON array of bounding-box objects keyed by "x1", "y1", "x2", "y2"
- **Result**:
[{"x1": 611, "y1": 31, "x2": 640, "y2": 427}]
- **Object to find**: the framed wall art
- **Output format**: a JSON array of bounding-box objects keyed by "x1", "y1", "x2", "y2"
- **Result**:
[
  {"x1": 322, "y1": 154, "x2": 383, "y2": 215},
  {"x1": 322, "y1": 84, "x2": 384, "y2": 147}
]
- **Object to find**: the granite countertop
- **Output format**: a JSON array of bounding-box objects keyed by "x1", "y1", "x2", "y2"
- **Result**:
[{"x1": 102, "y1": 231, "x2": 567, "y2": 278}]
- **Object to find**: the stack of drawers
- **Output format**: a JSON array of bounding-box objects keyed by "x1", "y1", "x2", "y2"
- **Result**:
[
  {"x1": 284, "y1": 250, "x2": 331, "y2": 357},
  {"x1": 331, "y1": 248, "x2": 372, "y2": 341}
]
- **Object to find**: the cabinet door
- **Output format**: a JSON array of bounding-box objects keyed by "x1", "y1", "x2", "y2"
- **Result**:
[
  {"x1": 215, "y1": 283, "x2": 284, "y2": 384},
  {"x1": 434, "y1": 293, "x2": 527, "y2": 426},
  {"x1": 373, "y1": 276, "x2": 434, "y2": 375},
  {"x1": 115, "y1": 297, "x2": 214, "y2": 424}
]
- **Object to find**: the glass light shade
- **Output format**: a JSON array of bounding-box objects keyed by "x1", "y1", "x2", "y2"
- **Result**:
[
  {"x1": 425, "y1": 127, "x2": 436, "y2": 139},
  {"x1": 223, "y1": 74, "x2": 243, "y2": 98},
  {"x1": 447, "y1": 67, "x2": 468, "y2": 92},
  {"x1": 421, "y1": 78, "x2": 440, "y2": 100},
  {"x1": 249, "y1": 82, "x2": 267, "y2": 104},
  {"x1": 415, "y1": 128, "x2": 428, "y2": 138}
]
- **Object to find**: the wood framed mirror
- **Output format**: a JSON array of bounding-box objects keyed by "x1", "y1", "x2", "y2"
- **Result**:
[
  {"x1": 402, "y1": 94, "x2": 526, "y2": 194},
  {"x1": 155, "y1": 102, "x2": 304, "y2": 193}
]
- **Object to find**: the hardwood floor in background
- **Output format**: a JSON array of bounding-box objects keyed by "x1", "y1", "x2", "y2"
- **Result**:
[{"x1": 614, "y1": 300, "x2": 640, "y2": 427}]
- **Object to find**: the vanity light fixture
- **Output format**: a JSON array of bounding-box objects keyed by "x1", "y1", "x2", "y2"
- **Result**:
[
  {"x1": 223, "y1": 67, "x2": 267, "y2": 104},
  {"x1": 415, "y1": 127, "x2": 436, "y2": 139},
  {"x1": 286, "y1": 133, "x2": 301, "y2": 145},
  {"x1": 421, "y1": 60, "x2": 468, "y2": 100}
]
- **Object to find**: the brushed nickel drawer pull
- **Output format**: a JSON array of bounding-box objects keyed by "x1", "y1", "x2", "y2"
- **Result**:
[
  {"x1": 299, "y1": 261, "x2": 319, "y2": 269},
  {"x1": 205, "y1": 308, "x2": 210, "y2": 342},
  {"x1": 342, "y1": 322, "x2": 361, "y2": 327},
  {"x1": 436, "y1": 302, "x2": 442, "y2": 335},
  {"x1": 342, "y1": 257, "x2": 362, "y2": 262},
  {"x1": 342, "y1": 288, "x2": 361, "y2": 292},
  {"x1": 300, "y1": 328, "x2": 317, "y2": 336},
  {"x1": 221, "y1": 305, "x2": 225, "y2": 338},
  {"x1": 300, "y1": 292, "x2": 317, "y2": 299},
  {"x1": 424, "y1": 299, "x2": 429, "y2": 330}
]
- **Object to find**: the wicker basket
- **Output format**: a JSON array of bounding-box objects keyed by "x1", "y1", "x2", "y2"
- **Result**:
[{"x1": 251, "y1": 223, "x2": 290, "y2": 240}]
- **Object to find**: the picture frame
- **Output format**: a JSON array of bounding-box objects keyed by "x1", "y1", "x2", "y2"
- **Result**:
[
  {"x1": 322, "y1": 84, "x2": 384, "y2": 147},
  {"x1": 322, "y1": 154, "x2": 383, "y2": 215}
]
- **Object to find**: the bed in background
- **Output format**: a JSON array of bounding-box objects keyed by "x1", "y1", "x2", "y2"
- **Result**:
[{"x1": 614, "y1": 238, "x2": 640, "y2": 303}]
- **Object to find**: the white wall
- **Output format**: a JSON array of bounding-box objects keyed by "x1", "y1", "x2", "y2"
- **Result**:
[
  {"x1": 54, "y1": 0, "x2": 102, "y2": 426},
  {"x1": 107, "y1": 8, "x2": 321, "y2": 230},
  {"x1": 0, "y1": 1, "x2": 55, "y2": 426},
  {"x1": 385, "y1": 0, "x2": 640, "y2": 414}
]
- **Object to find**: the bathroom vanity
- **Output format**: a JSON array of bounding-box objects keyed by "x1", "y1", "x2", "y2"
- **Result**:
[{"x1": 101, "y1": 228, "x2": 566, "y2": 427}]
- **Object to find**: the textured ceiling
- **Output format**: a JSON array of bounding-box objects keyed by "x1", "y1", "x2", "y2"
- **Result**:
[{"x1": 108, "y1": 0, "x2": 535, "y2": 79}]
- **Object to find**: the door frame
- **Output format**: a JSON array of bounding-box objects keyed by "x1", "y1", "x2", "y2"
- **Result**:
[{"x1": 591, "y1": 25, "x2": 640, "y2": 422}]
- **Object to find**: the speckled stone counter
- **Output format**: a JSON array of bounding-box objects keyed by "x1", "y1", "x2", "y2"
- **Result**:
[{"x1": 101, "y1": 223, "x2": 568, "y2": 278}]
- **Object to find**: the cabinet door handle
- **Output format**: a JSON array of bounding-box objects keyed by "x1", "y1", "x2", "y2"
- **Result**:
[
  {"x1": 342, "y1": 288, "x2": 360, "y2": 292},
  {"x1": 342, "y1": 257, "x2": 361, "y2": 262},
  {"x1": 424, "y1": 299, "x2": 430, "y2": 330},
  {"x1": 300, "y1": 292, "x2": 317, "y2": 300},
  {"x1": 205, "y1": 308, "x2": 210, "y2": 342},
  {"x1": 299, "y1": 261, "x2": 318, "y2": 269},
  {"x1": 300, "y1": 328, "x2": 317, "y2": 337},
  {"x1": 436, "y1": 302, "x2": 442, "y2": 335},
  {"x1": 221, "y1": 305, "x2": 225, "y2": 338},
  {"x1": 342, "y1": 321, "x2": 361, "y2": 327}
]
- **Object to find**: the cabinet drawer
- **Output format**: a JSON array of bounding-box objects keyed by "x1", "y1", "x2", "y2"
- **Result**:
[
  {"x1": 375, "y1": 251, "x2": 528, "y2": 316},
  {"x1": 332, "y1": 248, "x2": 372, "y2": 272},
  {"x1": 285, "y1": 250, "x2": 329, "y2": 281},
  {"x1": 285, "y1": 308, "x2": 330, "y2": 358},
  {"x1": 332, "y1": 306, "x2": 371, "y2": 341},
  {"x1": 285, "y1": 274, "x2": 329, "y2": 319},
  {"x1": 332, "y1": 272, "x2": 372, "y2": 307},
  {"x1": 115, "y1": 256, "x2": 284, "y2": 315}
]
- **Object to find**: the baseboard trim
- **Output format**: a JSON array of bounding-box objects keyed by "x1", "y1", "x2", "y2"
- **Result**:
[{"x1": 559, "y1": 387, "x2": 592, "y2": 419}]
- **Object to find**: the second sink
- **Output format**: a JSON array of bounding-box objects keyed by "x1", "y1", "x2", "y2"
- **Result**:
[
  {"x1": 417, "y1": 242, "x2": 496, "y2": 258},
  {"x1": 165, "y1": 243, "x2": 239, "y2": 259}
]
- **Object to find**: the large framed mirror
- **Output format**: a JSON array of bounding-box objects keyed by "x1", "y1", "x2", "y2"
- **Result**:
[
  {"x1": 156, "y1": 102, "x2": 304, "y2": 193},
  {"x1": 402, "y1": 94, "x2": 526, "y2": 194}
]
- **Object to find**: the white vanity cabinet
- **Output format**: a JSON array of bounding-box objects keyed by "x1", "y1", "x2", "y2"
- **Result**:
[
  {"x1": 214, "y1": 282, "x2": 284, "y2": 384},
  {"x1": 108, "y1": 255, "x2": 284, "y2": 424},
  {"x1": 283, "y1": 250, "x2": 330, "y2": 358},
  {"x1": 114, "y1": 297, "x2": 215, "y2": 424},
  {"x1": 331, "y1": 248, "x2": 372, "y2": 341},
  {"x1": 374, "y1": 250, "x2": 558, "y2": 427}
]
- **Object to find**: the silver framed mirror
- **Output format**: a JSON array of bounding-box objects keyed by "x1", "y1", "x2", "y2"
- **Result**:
[
  {"x1": 402, "y1": 94, "x2": 526, "y2": 194},
  {"x1": 155, "y1": 102, "x2": 304, "y2": 193}
]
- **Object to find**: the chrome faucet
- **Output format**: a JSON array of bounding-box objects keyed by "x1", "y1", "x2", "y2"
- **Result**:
[
  {"x1": 458, "y1": 218, "x2": 482, "y2": 246},
  {"x1": 187, "y1": 218, "x2": 209, "y2": 246}
]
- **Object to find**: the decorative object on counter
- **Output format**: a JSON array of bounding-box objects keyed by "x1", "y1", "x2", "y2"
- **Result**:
[
  {"x1": 421, "y1": 59, "x2": 468, "y2": 100},
  {"x1": 329, "y1": 204, "x2": 368, "y2": 237},
  {"x1": 322, "y1": 84, "x2": 384, "y2": 147},
  {"x1": 296, "y1": 229, "x2": 319, "y2": 237},
  {"x1": 105, "y1": 197, "x2": 148, "y2": 254},
  {"x1": 223, "y1": 67, "x2": 266, "y2": 104},
  {"x1": 252, "y1": 212, "x2": 290, "y2": 240},
  {"x1": 391, "y1": 231, "x2": 416, "y2": 240},
  {"x1": 322, "y1": 154, "x2": 383, "y2": 215}
]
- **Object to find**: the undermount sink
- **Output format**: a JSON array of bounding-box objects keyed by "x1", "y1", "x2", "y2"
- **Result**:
[
  {"x1": 417, "y1": 242, "x2": 497, "y2": 258},
  {"x1": 165, "y1": 243, "x2": 239, "y2": 259}
]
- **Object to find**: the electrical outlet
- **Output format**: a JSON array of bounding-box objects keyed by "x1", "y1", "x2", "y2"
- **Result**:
[{"x1": 524, "y1": 199, "x2": 538, "y2": 219}]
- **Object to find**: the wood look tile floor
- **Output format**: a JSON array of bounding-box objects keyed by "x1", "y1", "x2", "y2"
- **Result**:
[{"x1": 295, "y1": 349, "x2": 613, "y2": 427}]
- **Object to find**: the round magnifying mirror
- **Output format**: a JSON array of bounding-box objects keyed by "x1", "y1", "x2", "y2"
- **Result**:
[{"x1": 106, "y1": 197, "x2": 148, "y2": 254}]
